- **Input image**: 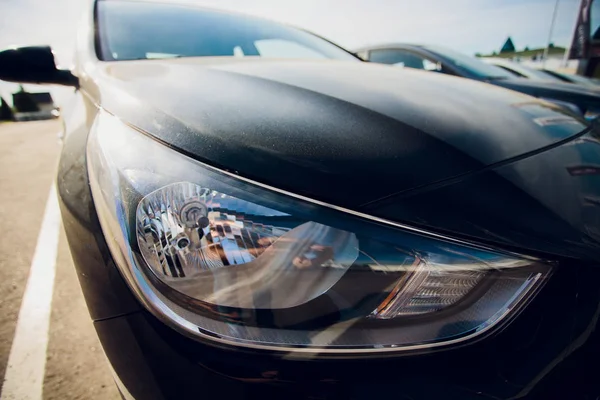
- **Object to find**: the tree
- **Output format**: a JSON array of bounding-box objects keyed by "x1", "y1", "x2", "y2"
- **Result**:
[
  {"x1": 492, "y1": 51, "x2": 498, "y2": 56},
  {"x1": 524, "y1": 46, "x2": 530, "y2": 51},
  {"x1": 500, "y1": 37, "x2": 516, "y2": 53},
  {"x1": 549, "y1": 42, "x2": 555, "y2": 48},
  {"x1": 475, "y1": 52, "x2": 482, "y2": 57}
]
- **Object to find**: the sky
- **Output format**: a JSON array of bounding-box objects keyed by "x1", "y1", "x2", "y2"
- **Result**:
[{"x1": 0, "y1": 0, "x2": 581, "y2": 106}]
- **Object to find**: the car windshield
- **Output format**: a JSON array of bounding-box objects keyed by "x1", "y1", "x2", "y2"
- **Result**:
[
  {"x1": 422, "y1": 45, "x2": 515, "y2": 80},
  {"x1": 560, "y1": 73, "x2": 600, "y2": 86},
  {"x1": 97, "y1": 1, "x2": 359, "y2": 62},
  {"x1": 512, "y1": 64, "x2": 563, "y2": 81},
  {"x1": 493, "y1": 62, "x2": 563, "y2": 81}
]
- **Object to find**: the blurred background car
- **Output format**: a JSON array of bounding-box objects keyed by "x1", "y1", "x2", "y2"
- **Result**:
[
  {"x1": 481, "y1": 57, "x2": 572, "y2": 82},
  {"x1": 542, "y1": 69, "x2": 600, "y2": 86},
  {"x1": 357, "y1": 43, "x2": 600, "y2": 120},
  {"x1": 482, "y1": 57, "x2": 600, "y2": 89}
]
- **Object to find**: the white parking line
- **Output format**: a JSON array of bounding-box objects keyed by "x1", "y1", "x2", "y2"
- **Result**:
[{"x1": 1, "y1": 187, "x2": 61, "y2": 400}]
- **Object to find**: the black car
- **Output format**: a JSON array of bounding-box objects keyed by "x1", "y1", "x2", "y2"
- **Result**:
[
  {"x1": 1, "y1": 1, "x2": 600, "y2": 399},
  {"x1": 542, "y1": 69, "x2": 600, "y2": 87},
  {"x1": 356, "y1": 43, "x2": 600, "y2": 119}
]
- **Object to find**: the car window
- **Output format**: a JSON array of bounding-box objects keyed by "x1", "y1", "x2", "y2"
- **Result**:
[
  {"x1": 495, "y1": 65, "x2": 525, "y2": 77},
  {"x1": 422, "y1": 45, "x2": 515, "y2": 79},
  {"x1": 252, "y1": 39, "x2": 327, "y2": 59},
  {"x1": 369, "y1": 49, "x2": 440, "y2": 71},
  {"x1": 96, "y1": 1, "x2": 358, "y2": 62},
  {"x1": 508, "y1": 64, "x2": 563, "y2": 81},
  {"x1": 564, "y1": 73, "x2": 600, "y2": 85}
]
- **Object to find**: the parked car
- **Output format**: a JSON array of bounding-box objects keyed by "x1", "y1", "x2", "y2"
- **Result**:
[
  {"x1": 1, "y1": 1, "x2": 600, "y2": 399},
  {"x1": 482, "y1": 58, "x2": 600, "y2": 89},
  {"x1": 481, "y1": 57, "x2": 566, "y2": 82},
  {"x1": 542, "y1": 69, "x2": 600, "y2": 86},
  {"x1": 357, "y1": 43, "x2": 600, "y2": 119}
]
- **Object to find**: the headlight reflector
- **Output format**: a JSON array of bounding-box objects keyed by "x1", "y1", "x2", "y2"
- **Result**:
[
  {"x1": 88, "y1": 111, "x2": 551, "y2": 355},
  {"x1": 137, "y1": 182, "x2": 358, "y2": 309},
  {"x1": 371, "y1": 267, "x2": 485, "y2": 318}
]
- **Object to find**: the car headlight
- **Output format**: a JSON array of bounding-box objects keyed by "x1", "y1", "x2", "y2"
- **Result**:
[{"x1": 88, "y1": 110, "x2": 552, "y2": 356}]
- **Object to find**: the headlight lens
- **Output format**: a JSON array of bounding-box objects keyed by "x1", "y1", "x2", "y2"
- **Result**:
[
  {"x1": 88, "y1": 111, "x2": 551, "y2": 355},
  {"x1": 137, "y1": 182, "x2": 358, "y2": 310}
]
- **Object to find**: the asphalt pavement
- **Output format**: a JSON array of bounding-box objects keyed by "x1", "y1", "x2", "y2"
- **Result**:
[{"x1": 0, "y1": 121, "x2": 119, "y2": 399}]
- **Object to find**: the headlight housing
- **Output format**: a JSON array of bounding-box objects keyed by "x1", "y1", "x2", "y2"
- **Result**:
[{"x1": 88, "y1": 111, "x2": 551, "y2": 356}]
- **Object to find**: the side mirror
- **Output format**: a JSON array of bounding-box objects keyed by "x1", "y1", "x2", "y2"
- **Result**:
[{"x1": 0, "y1": 46, "x2": 78, "y2": 87}]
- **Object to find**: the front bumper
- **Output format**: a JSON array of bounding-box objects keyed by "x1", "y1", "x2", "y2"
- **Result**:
[{"x1": 92, "y1": 257, "x2": 600, "y2": 400}]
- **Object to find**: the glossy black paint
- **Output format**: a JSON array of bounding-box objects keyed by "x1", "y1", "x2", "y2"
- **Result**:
[
  {"x1": 359, "y1": 44, "x2": 600, "y2": 114},
  {"x1": 5, "y1": 1, "x2": 599, "y2": 399}
]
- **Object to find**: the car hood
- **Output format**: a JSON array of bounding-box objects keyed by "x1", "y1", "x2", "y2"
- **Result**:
[{"x1": 94, "y1": 58, "x2": 589, "y2": 208}]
